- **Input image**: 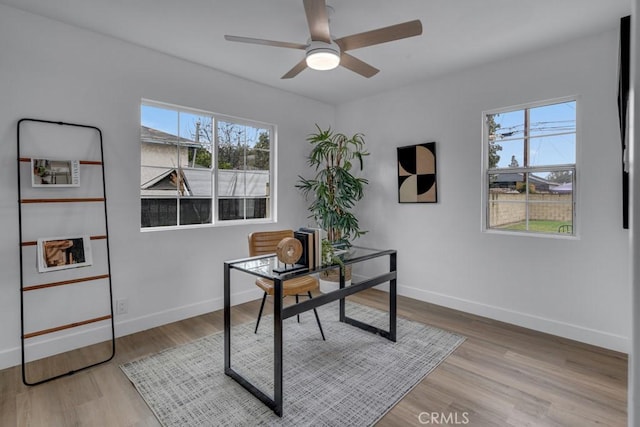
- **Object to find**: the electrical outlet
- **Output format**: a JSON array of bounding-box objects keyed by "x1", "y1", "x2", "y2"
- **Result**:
[{"x1": 116, "y1": 298, "x2": 128, "y2": 315}]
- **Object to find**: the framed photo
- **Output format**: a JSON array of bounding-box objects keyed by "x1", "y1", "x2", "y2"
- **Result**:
[
  {"x1": 31, "y1": 159, "x2": 80, "y2": 187},
  {"x1": 37, "y1": 235, "x2": 92, "y2": 273},
  {"x1": 397, "y1": 142, "x2": 438, "y2": 203}
]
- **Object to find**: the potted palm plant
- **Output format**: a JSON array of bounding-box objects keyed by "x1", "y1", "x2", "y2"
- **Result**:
[{"x1": 296, "y1": 125, "x2": 369, "y2": 288}]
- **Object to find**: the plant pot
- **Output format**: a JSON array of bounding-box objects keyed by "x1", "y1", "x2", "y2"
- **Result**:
[{"x1": 319, "y1": 265, "x2": 352, "y2": 293}]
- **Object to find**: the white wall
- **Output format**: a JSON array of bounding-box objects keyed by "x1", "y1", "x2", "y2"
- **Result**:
[
  {"x1": 338, "y1": 29, "x2": 631, "y2": 352},
  {"x1": 0, "y1": 5, "x2": 334, "y2": 369}
]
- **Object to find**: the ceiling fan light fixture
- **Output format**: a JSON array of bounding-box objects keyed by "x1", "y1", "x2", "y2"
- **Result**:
[{"x1": 305, "y1": 40, "x2": 340, "y2": 70}]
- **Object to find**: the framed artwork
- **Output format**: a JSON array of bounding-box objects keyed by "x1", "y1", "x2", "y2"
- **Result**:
[
  {"x1": 397, "y1": 142, "x2": 437, "y2": 203},
  {"x1": 618, "y1": 15, "x2": 630, "y2": 229},
  {"x1": 31, "y1": 159, "x2": 80, "y2": 187},
  {"x1": 37, "y1": 235, "x2": 92, "y2": 273}
]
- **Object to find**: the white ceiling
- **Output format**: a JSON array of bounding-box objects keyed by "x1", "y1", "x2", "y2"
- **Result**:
[{"x1": 0, "y1": 0, "x2": 631, "y2": 105}]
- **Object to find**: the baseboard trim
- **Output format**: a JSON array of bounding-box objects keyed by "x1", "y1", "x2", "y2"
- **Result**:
[
  {"x1": 0, "y1": 288, "x2": 262, "y2": 371},
  {"x1": 2, "y1": 281, "x2": 627, "y2": 371},
  {"x1": 397, "y1": 284, "x2": 629, "y2": 354},
  {"x1": 352, "y1": 272, "x2": 628, "y2": 353}
]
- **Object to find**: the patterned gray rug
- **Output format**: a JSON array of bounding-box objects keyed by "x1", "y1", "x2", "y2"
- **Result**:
[{"x1": 121, "y1": 301, "x2": 465, "y2": 426}]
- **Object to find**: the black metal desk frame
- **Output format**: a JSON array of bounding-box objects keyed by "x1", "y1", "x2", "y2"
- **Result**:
[{"x1": 224, "y1": 247, "x2": 397, "y2": 417}]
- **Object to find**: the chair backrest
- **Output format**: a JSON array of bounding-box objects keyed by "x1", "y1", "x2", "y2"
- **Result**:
[{"x1": 248, "y1": 230, "x2": 294, "y2": 256}]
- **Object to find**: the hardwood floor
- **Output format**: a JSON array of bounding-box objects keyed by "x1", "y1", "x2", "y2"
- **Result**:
[{"x1": 0, "y1": 290, "x2": 627, "y2": 426}]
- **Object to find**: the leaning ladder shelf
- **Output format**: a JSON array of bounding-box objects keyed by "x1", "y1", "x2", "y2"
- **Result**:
[{"x1": 17, "y1": 118, "x2": 115, "y2": 386}]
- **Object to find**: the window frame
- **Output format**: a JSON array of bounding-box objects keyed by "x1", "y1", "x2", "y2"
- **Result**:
[
  {"x1": 481, "y1": 96, "x2": 579, "y2": 238},
  {"x1": 140, "y1": 99, "x2": 276, "y2": 231}
]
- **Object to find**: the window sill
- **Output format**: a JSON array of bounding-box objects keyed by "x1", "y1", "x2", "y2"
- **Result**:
[
  {"x1": 140, "y1": 217, "x2": 275, "y2": 232},
  {"x1": 482, "y1": 228, "x2": 578, "y2": 240}
]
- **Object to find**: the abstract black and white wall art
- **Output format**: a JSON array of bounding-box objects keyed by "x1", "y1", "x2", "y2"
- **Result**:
[{"x1": 397, "y1": 142, "x2": 437, "y2": 203}]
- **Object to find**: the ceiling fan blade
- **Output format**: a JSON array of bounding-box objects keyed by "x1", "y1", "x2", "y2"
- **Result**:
[
  {"x1": 303, "y1": 0, "x2": 331, "y2": 43},
  {"x1": 281, "y1": 58, "x2": 308, "y2": 79},
  {"x1": 335, "y1": 20, "x2": 423, "y2": 52},
  {"x1": 225, "y1": 35, "x2": 306, "y2": 50},
  {"x1": 339, "y1": 53, "x2": 379, "y2": 78}
]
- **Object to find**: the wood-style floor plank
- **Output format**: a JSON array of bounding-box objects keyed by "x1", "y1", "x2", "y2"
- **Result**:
[{"x1": 0, "y1": 290, "x2": 627, "y2": 426}]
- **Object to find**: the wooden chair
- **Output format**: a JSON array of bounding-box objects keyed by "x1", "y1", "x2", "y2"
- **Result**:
[{"x1": 248, "y1": 230, "x2": 325, "y2": 340}]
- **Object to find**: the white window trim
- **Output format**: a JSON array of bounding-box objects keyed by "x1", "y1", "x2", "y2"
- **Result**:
[{"x1": 480, "y1": 95, "x2": 580, "y2": 238}]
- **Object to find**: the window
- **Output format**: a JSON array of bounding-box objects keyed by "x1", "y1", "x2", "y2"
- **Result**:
[
  {"x1": 483, "y1": 98, "x2": 576, "y2": 235},
  {"x1": 140, "y1": 101, "x2": 274, "y2": 229}
]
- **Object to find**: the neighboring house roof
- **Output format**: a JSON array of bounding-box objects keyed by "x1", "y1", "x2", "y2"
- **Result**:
[
  {"x1": 551, "y1": 182, "x2": 573, "y2": 193},
  {"x1": 218, "y1": 169, "x2": 269, "y2": 197},
  {"x1": 140, "y1": 125, "x2": 201, "y2": 148},
  {"x1": 183, "y1": 169, "x2": 210, "y2": 196},
  {"x1": 491, "y1": 173, "x2": 554, "y2": 186},
  {"x1": 141, "y1": 169, "x2": 189, "y2": 193},
  {"x1": 141, "y1": 168, "x2": 268, "y2": 197}
]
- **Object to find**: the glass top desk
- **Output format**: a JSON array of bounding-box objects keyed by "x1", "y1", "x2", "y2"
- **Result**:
[{"x1": 224, "y1": 246, "x2": 397, "y2": 417}]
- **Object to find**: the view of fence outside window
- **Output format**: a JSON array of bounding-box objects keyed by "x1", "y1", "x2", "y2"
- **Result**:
[
  {"x1": 140, "y1": 101, "x2": 273, "y2": 229},
  {"x1": 484, "y1": 98, "x2": 576, "y2": 235}
]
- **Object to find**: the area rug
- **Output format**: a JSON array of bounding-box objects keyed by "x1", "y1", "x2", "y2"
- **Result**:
[{"x1": 120, "y1": 302, "x2": 465, "y2": 426}]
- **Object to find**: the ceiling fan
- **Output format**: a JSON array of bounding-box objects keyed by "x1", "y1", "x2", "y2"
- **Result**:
[{"x1": 224, "y1": 0, "x2": 423, "y2": 79}]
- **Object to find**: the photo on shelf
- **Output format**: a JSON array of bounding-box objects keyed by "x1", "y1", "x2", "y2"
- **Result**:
[
  {"x1": 31, "y1": 158, "x2": 80, "y2": 187},
  {"x1": 37, "y1": 235, "x2": 93, "y2": 273}
]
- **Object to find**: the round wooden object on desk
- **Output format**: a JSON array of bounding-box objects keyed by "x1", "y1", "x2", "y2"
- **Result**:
[{"x1": 276, "y1": 237, "x2": 303, "y2": 265}]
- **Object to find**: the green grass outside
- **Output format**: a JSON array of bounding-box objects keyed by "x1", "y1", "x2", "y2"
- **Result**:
[{"x1": 496, "y1": 220, "x2": 571, "y2": 233}]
